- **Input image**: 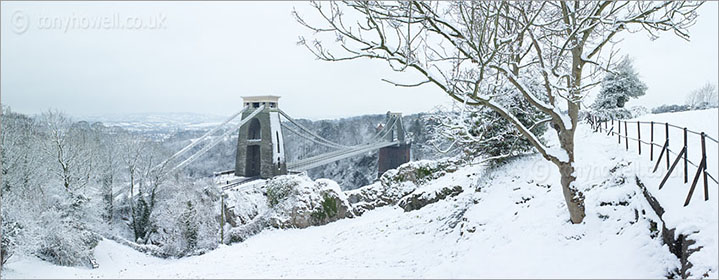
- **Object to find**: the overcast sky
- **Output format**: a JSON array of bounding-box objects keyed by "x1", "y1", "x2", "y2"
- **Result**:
[{"x1": 2, "y1": 2, "x2": 717, "y2": 120}]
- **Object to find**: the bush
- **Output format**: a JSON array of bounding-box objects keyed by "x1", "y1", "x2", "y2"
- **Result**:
[
  {"x1": 266, "y1": 177, "x2": 297, "y2": 207},
  {"x1": 35, "y1": 210, "x2": 99, "y2": 267},
  {"x1": 651, "y1": 104, "x2": 691, "y2": 114},
  {"x1": 147, "y1": 178, "x2": 220, "y2": 257},
  {"x1": 1, "y1": 218, "x2": 20, "y2": 267},
  {"x1": 310, "y1": 195, "x2": 339, "y2": 223}
]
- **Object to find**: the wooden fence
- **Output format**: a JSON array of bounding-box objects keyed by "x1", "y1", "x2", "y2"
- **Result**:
[{"x1": 587, "y1": 115, "x2": 718, "y2": 206}]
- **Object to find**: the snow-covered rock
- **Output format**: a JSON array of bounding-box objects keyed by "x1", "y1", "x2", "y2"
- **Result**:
[
  {"x1": 398, "y1": 185, "x2": 464, "y2": 212},
  {"x1": 224, "y1": 174, "x2": 354, "y2": 243},
  {"x1": 266, "y1": 175, "x2": 353, "y2": 229},
  {"x1": 346, "y1": 159, "x2": 460, "y2": 215}
]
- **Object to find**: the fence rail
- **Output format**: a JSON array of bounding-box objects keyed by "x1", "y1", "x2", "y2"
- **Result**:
[{"x1": 587, "y1": 115, "x2": 717, "y2": 207}]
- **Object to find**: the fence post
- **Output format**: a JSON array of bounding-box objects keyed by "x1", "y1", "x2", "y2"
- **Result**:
[
  {"x1": 220, "y1": 195, "x2": 225, "y2": 244},
  {"x1": 684, "y1": 133, "x2": 708, "y2": 206},
  {"x1": 624, "y1": 121, "x2": 629, "y2": 150},
  {"x1": 618, "y1": 120, "x2": 622, "y2": 144},
  {"x1": 684, "y1": 127, "x2": 688, "y2": 183},
  {"x1": 594, "y1": 116, "x2": 598, "y2": 132},
  {"x1": 595, "y1": 116, "x2": 599, "y2": 132},
  {"x1": 665, "y1": 123, "x2": 670, "y2": 169},
  {"x1": 701, "y1": 133, "x2": 708, "y2": 200},
  {"x1": 637, "y1": 121, "x2": 641, "y2": 155},
  {"x1": 650, "y1": 121, "x2": 654, "y2": 161}
]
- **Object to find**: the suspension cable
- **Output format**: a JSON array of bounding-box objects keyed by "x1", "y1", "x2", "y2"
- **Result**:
[
  {"x1": 376, "y1": 116, "x2": 398, "y2": 140},
  {"x1": 277, "y1": 109, "x2": 349, "y2": 148},
  {"x1": 167, "y1": 105, "x2": 265, "y2": 174},
  {"x1": 369, "y1": 115, "x2": 396, "y2": 141},
  {"x1": 153, "y1": 106, "x2": 249, "y2": 171},
  {"x1": 281, "y1": 122, "x2": 345, "y2": 149}
]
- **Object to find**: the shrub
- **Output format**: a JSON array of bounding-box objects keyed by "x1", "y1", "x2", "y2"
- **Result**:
[
  {"x1": 311, "y1": 195, "x2": 339, "y2": 224},
  {"x1": 266, "y1": 177, "x2": 297, "y2": 207},
  {"x1": 35, "y1": 210, "x2": 99, "y2": 267},
  {"x1": 651, "y1": 104, "x2": 691, "y2": 114}
]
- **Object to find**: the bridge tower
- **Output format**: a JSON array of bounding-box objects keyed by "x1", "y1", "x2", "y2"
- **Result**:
[
  {"x1": 378, "y1": 112, "x2": 411, "y2": 177},
  {"x1": 235, "y1": 96, "x2": 287, "y2": 178}
]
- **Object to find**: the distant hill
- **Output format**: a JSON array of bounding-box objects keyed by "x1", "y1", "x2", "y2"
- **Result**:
[{"x1": 77, "y1": 112, "x2": 228, "y2": 132}]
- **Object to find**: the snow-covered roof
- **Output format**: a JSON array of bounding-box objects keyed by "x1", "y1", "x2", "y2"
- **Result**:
[{"x1": 242, "y1": 95, "x2": 281, "y2": 103}]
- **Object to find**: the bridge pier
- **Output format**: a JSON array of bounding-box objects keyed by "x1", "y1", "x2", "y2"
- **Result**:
[
  {"x1": 377, "y1": 112, "x2": 411, "y2": 177},
  {"x1": 378, "y1": 143, "x2": 411, "y2": 177},
  {"x1": 235, "y1": 96, "x2": 287, "y2": 179}
]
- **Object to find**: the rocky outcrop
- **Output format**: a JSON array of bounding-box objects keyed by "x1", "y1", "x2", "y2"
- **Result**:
[
  {"x1": 398, "y1": 185, "x2": 464, "y2": 212},
  {"x1": 224, "y1": 174, "x2": 354, "y2": 237},
  {"x1": 266, "y1": 176, "x2": 353, "y2": 229},
  {"x1": 346, "y1": 159, "x2": 460, "y2": 216},
  {"x1": 225, "y1": 160, "x2": 463, "y2": 245}
]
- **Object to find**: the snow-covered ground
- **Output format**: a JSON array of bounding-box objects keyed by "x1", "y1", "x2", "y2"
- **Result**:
[
  {"x1": 629, "y1": 108, "x2": 718, "y2": 182},
  {"x1": 3, "y1": 110, "x2": 717, "y2": 279}
]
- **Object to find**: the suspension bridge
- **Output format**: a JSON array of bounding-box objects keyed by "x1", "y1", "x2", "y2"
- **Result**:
[{"x1": 156, "y1": 96, "x2": 411, "y2": 190}]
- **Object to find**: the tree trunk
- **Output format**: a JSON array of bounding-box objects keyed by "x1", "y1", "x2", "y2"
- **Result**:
[
  {"x1": 560, "y1": 31, "x2": 586, "y2": 224},
  {"x1": 558, "y1": 104, "x2": 585, "y2": 224},
  {"x1": 102, "y1": 174, "x2": 113, "y2": 224},
  {"x1": 558, "y1": 161, "x2": 585, "y2": 223}
]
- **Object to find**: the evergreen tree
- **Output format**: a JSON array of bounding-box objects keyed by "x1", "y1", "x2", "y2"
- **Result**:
[
  {"x1": 180, "y1": 201, "x2": 198, "y2": 252},
  {"x1": 592, "y1": 57, "x2": 648, "y2": 119},
  {"x1": 428, "y1": 82, "x2": 549, "y2": 165}
]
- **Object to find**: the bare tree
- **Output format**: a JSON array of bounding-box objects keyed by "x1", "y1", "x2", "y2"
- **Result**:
[
  {"x1": 119, "y1": 132, "x2": 171, "y2": 243},
  {"x1": 89, "y1": 122, "x2": 121, "y2": 224},
  {"x1": 686, "y1": 83, "x2": 718, "y2": 109},
  {"x1": 39, "y1": 111, "x2": 93, "y2": 192},
  {"x1": 1, "y1": 108, "x2": 43, "y2": 197},
  {"x1": 1, "y1": 108, "x2": 46, "y2": 271},
  {"x1": 295, "y1": 1, "x2": 700, "y2": 223}
]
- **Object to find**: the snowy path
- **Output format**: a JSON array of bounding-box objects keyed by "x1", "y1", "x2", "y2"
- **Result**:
[{"x1": 4, "y1": 110, "x2": 717, "y2": 278}]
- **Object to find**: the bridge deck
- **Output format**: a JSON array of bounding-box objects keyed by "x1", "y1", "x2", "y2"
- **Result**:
[{"x1": 288, "y1": 141, "x2": 399, "y2": 172}]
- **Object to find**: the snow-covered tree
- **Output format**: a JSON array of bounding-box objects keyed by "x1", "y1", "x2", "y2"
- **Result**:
[
  {"x1": 591, "y1": 57, "x2": 647, "y2": 119},
  {"x1": 628, "y1": 105, "x2": 649, "y2": 118},
  {"x1": 686, "y1": 83, "x2": 718, "y2": 109},
  {"x1": 148, "y1": 178, "x2": 220, "y2": 256},
  {"x1": 88, "y1": 122, "x2": 122, "y2": 224},
  {"x1": 295, "y1": 1, "x2": 700, "y2": 223},
  {"x1": 429, "y1": 82, "x2": 548, "y2": 165},
  {"x1": 180, "y1": 201, "x2": 199, "y2": 251},
  {"x1": 1, "y1": 108, "x2": 226, "y2": 265},
  {"x1": 38, "y1": 111, "x2": 97, "y2": 192}
]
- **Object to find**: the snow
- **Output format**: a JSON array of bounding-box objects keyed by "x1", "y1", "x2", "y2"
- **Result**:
[
  {"x1": 626, "y1": 108, "x2": 719, "y2": 277},
  {"x1": 555, "y1": 107, "x2": 573, "y2": 130},
  {"x1": 578, "y1": 108, "x2": 718, "y2": 278},
  {"x1": 3, "y1": 110, "x2": 717, "y2": 279},
  {"x1": 270, "y1": 111, "x2": 286, "y2": 164},
  {"x1": 629, "y1": 108, "x2": 718, "y2": 180},
  {"x1": 546, "y1": 145, "x2": 569, "y2": 163}
]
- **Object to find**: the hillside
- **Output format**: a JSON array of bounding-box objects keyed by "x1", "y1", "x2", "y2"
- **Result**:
[{"x1": 4, "y1": 113, "x2": 717, "y2": 278}]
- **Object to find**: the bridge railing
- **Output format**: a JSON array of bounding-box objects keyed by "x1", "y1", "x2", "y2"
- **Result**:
[{"x1": 586, "y1": 114, "x2": 718, "y2": 207}]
